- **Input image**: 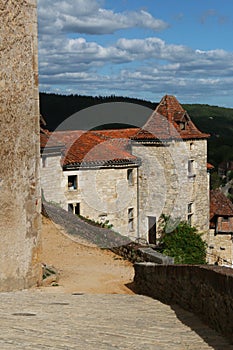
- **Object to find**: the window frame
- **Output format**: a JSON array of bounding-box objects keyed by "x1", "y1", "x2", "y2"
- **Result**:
[
  {"x1": 188, "y1": 159, "x2": 196, "y2": 178},
  {"x1": 128, "y1": 207, "x2": 134, "y2": 231},
  {"x1": 127, "y1": 168, "x2": 134, "y2": 186},
  {"x1": 187, "y1": 202, "x2": 194, "y2": 226},
  {"x1": 68, "y1": 175, "x2": 78, "y2": 191}
]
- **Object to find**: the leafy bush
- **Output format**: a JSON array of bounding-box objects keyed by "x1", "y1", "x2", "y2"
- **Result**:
[{"x1": 158, "y1": 216, "x2": 207, "y2": 264}]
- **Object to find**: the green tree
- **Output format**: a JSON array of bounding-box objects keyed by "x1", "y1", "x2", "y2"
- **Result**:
[
  {"x1": 210, "y1": 171, "x2": 224, "y2": 190},
  {"x1": 158, "y1": 216, "x2": 207, "y2": 264}
]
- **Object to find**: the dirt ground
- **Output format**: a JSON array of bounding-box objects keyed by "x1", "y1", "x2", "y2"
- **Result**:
[{"x1": 38, "y1": 216, "x2": 135, "y2": 294}]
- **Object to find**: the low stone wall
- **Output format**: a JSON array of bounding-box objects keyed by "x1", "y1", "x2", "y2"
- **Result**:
[
  {"x1": 111, "y1": 243, "x2": 174, "y2": 264},
  {"x1": 134, "y1": 263, "x2": 233, "y2": 344}
]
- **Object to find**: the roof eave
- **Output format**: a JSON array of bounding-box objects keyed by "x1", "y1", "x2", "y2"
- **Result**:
[{"x1": 63, "y1": 158, "x2": 141, "y2": 170}]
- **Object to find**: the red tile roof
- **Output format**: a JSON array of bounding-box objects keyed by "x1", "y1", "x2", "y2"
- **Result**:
[
  {"x1": 63, "y1": 131, "x2": 139, "y2": 167},
  {"x1": 207, "y1": 163, "x2": 214, "y2": 170},
  {"x1": 40, "y1": 95, "x2": 210, "y2": 166},
  {"x1": 97, "y1": 128, "x2": 139, "y2": 139},
  {"x1": 133, "y1": 95, "x2": 209, "y2": 141},
  {"x1": 210, "y1": 189, "x2": 233, "y2": 220},
  {"x1": 40, "y1": 129, "x2": 64, "y2": 149}
]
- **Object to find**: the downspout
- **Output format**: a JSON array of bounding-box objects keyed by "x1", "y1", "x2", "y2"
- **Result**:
[{"x1": 137, "y1": 166, "x2": 140, "y2": 239}]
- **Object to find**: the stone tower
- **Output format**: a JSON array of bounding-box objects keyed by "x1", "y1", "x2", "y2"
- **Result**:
[
  {"x1": 132, "y1": 95, "x2": 210, "y2": 242},
  {"x1": 0, "y1": 0, "x2": 41, "y2": 291}
]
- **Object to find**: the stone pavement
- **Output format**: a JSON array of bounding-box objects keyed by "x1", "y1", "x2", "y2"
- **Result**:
[{"x1": 0, "y1": 290, "x2": 233, "y2": 350}]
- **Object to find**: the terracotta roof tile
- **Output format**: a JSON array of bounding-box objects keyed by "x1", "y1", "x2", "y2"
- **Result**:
[
  {"x1": 133, "y1": 95, "x2": 209, "y2": 141},
  {"x1": 62, "y1": 131, "x2": 138, "y2": 166},
  {"x1": 207, "y1": 163, "x2": 214, "y2": 170},
  {"x1": 210, "y1": 189, "x2": 233, "y2": 219},
  {"x1": 40, "y1": 95, "x2": 210, "y2": 165},
  {"x1": 40, "y1": 129, "x2": 64, "y2": 149}
]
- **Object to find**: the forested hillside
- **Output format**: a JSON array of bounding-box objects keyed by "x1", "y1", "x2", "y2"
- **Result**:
[{"x1": 39, "y1": 93, "x2": 233, "y2": 167}]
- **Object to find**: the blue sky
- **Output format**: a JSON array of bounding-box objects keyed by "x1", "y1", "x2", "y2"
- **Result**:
[{"x1": 38, "y1": 0, "x2": 233, "y2": 107}]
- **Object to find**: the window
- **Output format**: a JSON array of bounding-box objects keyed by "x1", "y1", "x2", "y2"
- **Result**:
[
  {"x1": 148, "y1": 216, "x2": 157, "y2": 244},
  {"x1": 188, "y1": 160, "x2": 195, "y2": 177},
  {"x1": 179, "y1": 121, "x2": 186, "y2": 130},
  {"x1": 68, "y1": 175, "x2": 77, "y2": 190},
  {"x1": 190, "y1": 142, "x2": 194, "y2": 151},
  {"x1": 68, "y1": 203, "x2": 80, "y2": 215},
  {"x1": 128, "y1": 208, "x2": 134, "y2": 231},
  {"x1": 127, "y1": 169, "x2": 133, "y2": 186},
  {"x1": 187, "y1": 203, "x2": 193, "y2": 225}
]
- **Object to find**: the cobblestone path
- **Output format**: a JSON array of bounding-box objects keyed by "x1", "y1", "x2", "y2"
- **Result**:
[{"x1": 0, "y1": 290, "x2": 232, "y2": 350}]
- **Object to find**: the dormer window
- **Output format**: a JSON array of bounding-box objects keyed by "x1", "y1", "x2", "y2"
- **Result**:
[{"x1": 179, "y1": 121, "x2": 186, "y2": 130}]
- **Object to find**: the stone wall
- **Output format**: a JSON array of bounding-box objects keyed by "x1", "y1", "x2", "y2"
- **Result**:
[
  {"x1": 111, "y1": 243, "x2": 174, "y2": 264},
  {"x1": 0, "y1": 1, "x2": 41, "y2": 291},
  {"x1": 206, "y1": 229, "x2": 233, "y2": 266},
  {"x1": 134, "y1": 263, "x2": 233, "y2": 344},
  {"x1": 41, "y1": 159, "x2": 139, "y2": 237},
  {"x1": 41, "y1": 154, "x2": 67, "y2": 207},
  {"x1": 132, "y1": 139, "x2": 209, "y2": 241}
]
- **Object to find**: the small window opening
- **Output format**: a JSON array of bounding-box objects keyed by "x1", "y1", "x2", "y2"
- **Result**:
[
  {"x1": 68, "y1": 203, "x2": 80, "y2": 215},
  {"x1": 128, "y1": 208, "x2": 134, "y2": 231},
  {"x1": 127, "y1": 169, "x2": 133, "y2": 186},
  {"x1": 148, "y1": 216, "x2": 157, "y2": 244},
  {"x1": 188, "y1": 160, "x2": 195, "y2": 177},
  {"x1": 68, "y1": 175, "x2": 77, "y2": 190},
  {"x1": 187, "y1": 203, "x2": 193, "y2": 225},
  {"x1": 179, "y1": 122, "x2": 186, "y2": 130}
]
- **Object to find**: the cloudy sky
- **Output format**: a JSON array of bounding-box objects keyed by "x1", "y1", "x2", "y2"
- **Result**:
[{"x1": 38, "y1": 0, "x2": 233, "y2": 107}]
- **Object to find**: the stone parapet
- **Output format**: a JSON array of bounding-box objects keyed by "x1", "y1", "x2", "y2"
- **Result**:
[
  {"x1": 111, "y1": 243, "x2": 174, "y2": 264},
  {"x1": 134, "y1": 263, "x2": 233, "y2": 344}
]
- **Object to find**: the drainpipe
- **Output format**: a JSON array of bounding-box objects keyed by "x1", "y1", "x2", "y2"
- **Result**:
[{"x1": 137, "y1": 166, "x2": 140, "y2": 239}]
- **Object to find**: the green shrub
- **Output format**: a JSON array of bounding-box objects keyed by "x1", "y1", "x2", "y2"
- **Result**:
[{"x1": 159, "y1": 216, "x2": 207, "y2": 264}]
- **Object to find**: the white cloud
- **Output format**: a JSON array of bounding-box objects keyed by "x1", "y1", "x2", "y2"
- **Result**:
[
  {"x1": 37, "y1": 1, "x2": 233, "y2": 106},
  {"x1": 38, "y1": 0, "x2": 168, "y2": 35},
  {"x1": 39, "y1": 33, "x2": 233, "y2": 101}
]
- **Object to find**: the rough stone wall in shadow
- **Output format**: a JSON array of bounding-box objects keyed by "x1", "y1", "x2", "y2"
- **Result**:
[
  {"x1": 134, "y1": 263, "x2": 233, "y2": 344},
  {"x1": 0, "y1": 0, "x2": 42, "y2": 291}
]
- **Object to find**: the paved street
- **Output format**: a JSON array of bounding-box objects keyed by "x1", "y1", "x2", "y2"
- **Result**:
[{"x1": 0, "y1": 290, "x2": 232, "y2": 350}]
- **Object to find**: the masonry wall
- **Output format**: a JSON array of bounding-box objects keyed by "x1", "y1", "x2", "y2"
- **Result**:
[
  {"x1": 206, "y1": 228, "x2": 233, "y2": 266},
  {"x1": 134, "y1": 263, "x2": 233, "y2": 344},
  {"x1": 64, "y1": 167, "x2": 138, "y2": 238},
  {"x1": 41, "y1": 159, "x2": 139, "y2": 238},
  {"x1": 40, "y1": 154, "x2": 67, "y2": 207},
  {"x1": 132, "y1": 139, "x2": 209, "y2": 241},
  {"x1": 0, "y1": 0, "x2": 41, "y2": 291}
]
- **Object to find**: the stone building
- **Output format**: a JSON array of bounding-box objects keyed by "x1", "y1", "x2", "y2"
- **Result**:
[
  {"x1": 207, "y1": 189, "x2": 233, "y2": 266},
  {"x1": 0, "y1": 1, "x2": 41, "y2": 291},
  {"x1": 41, "y1": 95, "x2": 210, "y2": 244}
]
